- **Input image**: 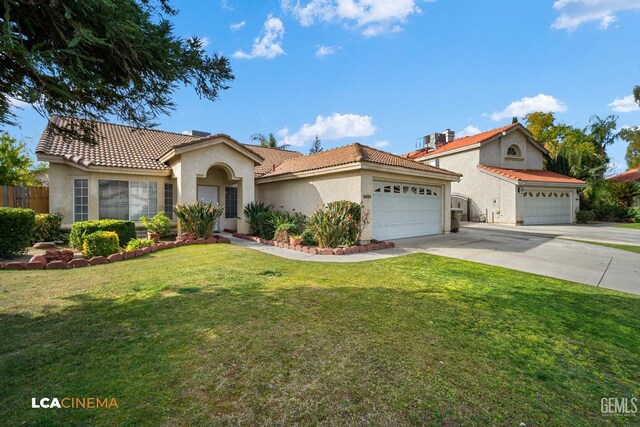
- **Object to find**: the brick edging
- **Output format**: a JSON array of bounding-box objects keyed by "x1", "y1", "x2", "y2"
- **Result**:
[
  {"x1": 0, "y1": 236, "x2": 231, "y2": 271},
  {"x1": 231, "y1": 233, "x2": 395, "y2": 255}
]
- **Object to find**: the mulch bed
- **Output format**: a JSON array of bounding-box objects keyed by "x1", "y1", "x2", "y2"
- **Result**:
[{"x1": 232, "y1": 233, "x2": 395, "y2": 256}]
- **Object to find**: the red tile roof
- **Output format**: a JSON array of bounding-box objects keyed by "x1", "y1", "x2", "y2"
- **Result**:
[
  {"x1": 242, "y1": 144, "x2": 303, "y2": 175},
  {"x1": 404, "y1": 123, "x2": 520, "y2": 159},
  {"x1": 260, "y1": 143, "x2": 461, "y2": 179},
  {"x1": 478, "y1": 165, "x2": 586, "y2": 185},
  {"x1": 36, "y1": 116, "x2": 301, "y2": 174},
  {"x1": 609, "y1": 168, "x2": 640, "y2": 182}
]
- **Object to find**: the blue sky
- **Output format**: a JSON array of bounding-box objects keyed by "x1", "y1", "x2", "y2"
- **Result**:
[{"x1": 7, "y1": 0, "x2": 640, "y2": 172}]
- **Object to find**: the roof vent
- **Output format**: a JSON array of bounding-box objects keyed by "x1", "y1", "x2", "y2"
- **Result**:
[{"x1": 186, "y1": 130, "x2": 211, "y2": 137}]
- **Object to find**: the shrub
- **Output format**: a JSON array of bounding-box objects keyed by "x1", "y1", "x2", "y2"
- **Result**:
[
  {"x1": 254, "y1": 210, "x2": 306, "y2": 240},
  {"x1": 82, "y1": 231, "x2": 120, "y2": 258},
  {"x1": 69, "y1": 219, "x2": 136, "y2": 249},
  {"x1": 33, "y1": 212, "x2": 63, "y2": 243},
  {"x1": 576, "y1": 210, "x2": 595, "y2": 224},
  {"x1": 0, "y1": 207, "x2": 36, "y2": 258},
  {"x1": 125, "y1": 238, "x2": 155, "y2": 252},
  {"x1": 174, "y1": 202, "x2": 224, "y2": 238},
  {"x1": 307, "y1": 201, "x2": 370, "y2": 248},
  {"x1": 139, "y1": 213, "x2": 171, "y2": 236},
  {"x1": 273, "y1": 222, "x2": 298, "y2": 243},
  {"x1": 243, "y1": 202, "x2": 272, "y2": 235},
  {"x1": 627, "y1": 207, "x2": 640, "y2": 223},
  {"x1": 299, "y1": 229, "x2": 317, "y2": 246}
]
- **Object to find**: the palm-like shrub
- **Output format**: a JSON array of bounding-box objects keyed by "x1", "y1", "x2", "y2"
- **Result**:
[
  {"x1": 243, "y1": 202, "x2": 272, "y2": 234},
  {"x1": 174, "y1": 202, "x2": 224, "y2": 238},
  {"x1": 307, "y1": 201, "x2": 369, "y2": 248}
]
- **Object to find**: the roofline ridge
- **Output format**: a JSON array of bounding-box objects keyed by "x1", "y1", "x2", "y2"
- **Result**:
[
  {"x1": 242, "y1": 143, "x2": 303, "y2": 154},
  {"x1": 47, "y1": 115, "x2": 202, "y2": 139}
]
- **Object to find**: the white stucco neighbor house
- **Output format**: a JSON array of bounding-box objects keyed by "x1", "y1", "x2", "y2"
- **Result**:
[
  {"x1": 36, "y1": 116, "x2": 462, "y2": 242},
  {"x1": 404, "y1": 123, "x2": 586, "y2": 225}
]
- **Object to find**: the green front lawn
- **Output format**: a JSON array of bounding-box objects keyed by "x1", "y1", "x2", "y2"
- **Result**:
[
  {"x1": 1, "y1": 245, "x2": 638, "y2": 426},
  {"x1": 615, "y1": 223, "x2": 640, "y2": 230}
]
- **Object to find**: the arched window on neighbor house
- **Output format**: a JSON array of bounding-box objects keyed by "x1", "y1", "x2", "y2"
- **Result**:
[{"x1": 507, "y1": 144, "x2": 521, "y2": 157}]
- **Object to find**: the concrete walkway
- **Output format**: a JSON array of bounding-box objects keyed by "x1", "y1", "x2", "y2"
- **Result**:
[{"x1": 224, "y1": 225, "x2": 640, "y2": 294}]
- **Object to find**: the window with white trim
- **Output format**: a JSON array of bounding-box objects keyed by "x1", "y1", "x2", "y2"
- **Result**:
[
  {"x1": 164, "y1": 183, "x2": 174, "y2": 219},
  {"x1": 98, "y1": 180, "x2": 157, "y2": 220},
  {"x1": 73, "y1": 178, "x2": 89, "y2": 222}
]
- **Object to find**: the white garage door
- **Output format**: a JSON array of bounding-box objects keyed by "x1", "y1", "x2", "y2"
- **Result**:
[
  {"x1": 372, "y1": 181, "x2": 441, "y2": 240},
  {"x1": 523, "y1": 189, "x2": 572, "y2": 225}
]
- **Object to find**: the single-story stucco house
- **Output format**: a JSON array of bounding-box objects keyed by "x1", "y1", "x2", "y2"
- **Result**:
[
  {"x1": 36, "y1": 116, "x2": 462, "y2": 241},
  {"x1": 404, "y1": 123, "x2": 586, "y2": 225}
]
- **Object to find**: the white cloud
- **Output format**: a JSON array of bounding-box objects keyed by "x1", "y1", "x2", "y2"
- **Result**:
[
  {"x1": 552, "y1": 0, "x2": 640, "y2": 31},
  {"x1": 608, "y1": 94, "x2": 640, "y2": 113},
  {"x1": 457, "y1": 125, "x2": 482, "y2": 138},
  {"x1": 198, "y1": 37, "x2": 211, "y2": 48},
  {"x1": 220, "y1": 0, "x2": 233, "y2": 11},
  {"x1": 230, "y1": 21, "x2": 246, "y2": 31},
  {"x1": 8, "y1": 96, "x2": 30, "y2": 109},
  {"x1": 233, "y1": 15, "x2": 285, "y2": 60},
  {"x1": 489, "y1": 94, "x2": 568, "y2": 122},
  {"x1": 278, "y1": 113, "x2": 376, "y2": 146},
  {"x1": 374, "y1": 140, "x2": 390, "y2": 148},
  {"x1": 282, "y1": 0, "x2": 422, "y2": 36},
  {"x1": 315, "y1": 45, "x2": 338, "y2": 57}
]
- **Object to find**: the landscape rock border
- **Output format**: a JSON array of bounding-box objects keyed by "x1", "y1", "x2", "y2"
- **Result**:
[
  {"x1": 231, "y1": 233, "x2": 395, "y2": 255},
  {"x1": 0, "y1": 235, "x2": 230, "y2": 271}
]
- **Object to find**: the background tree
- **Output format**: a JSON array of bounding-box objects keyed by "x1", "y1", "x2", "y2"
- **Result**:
[
  {"x1": 0, "y1": 133, "x2": 48, "y2": 185},
  {"x1": 634, "y1": 85, "x2": 640, "y2": 107},
  {"x1": 620, "y1": 126, "x2": 640, "y2": 169},
  {"x1": 608, "y1": 181, "x2": 640, "y2": 209},
  {"x1": 524, "y1": 112, "x2": 607, "y2": 181},
  {"x1": 309, "y1": 135, "x2": 323, "y2": 154},
  {"x1": 250, "y1": 133, "x2": 290, "y2": 150},
  {"x1": 0, "y1": 0, "x2": 233, "y2": 144}
]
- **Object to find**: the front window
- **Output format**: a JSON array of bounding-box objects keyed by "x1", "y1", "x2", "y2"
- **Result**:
[
  {"x1": 73, "y1": 178, "x2": 88, "y2": 222},
  {"x1": 225, "y1": 187, "x2": 238, "y2": 219},
  {"x1": 164, "y1": 183, "x2": 174, "y2": 219},
  {"x1": 98, "y1": 180, "x2": 157, "y2": 220}
]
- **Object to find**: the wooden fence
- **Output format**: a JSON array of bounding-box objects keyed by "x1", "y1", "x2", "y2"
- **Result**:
[{"x1": 0, "y1": 186, "x2": 49, "y2": 213}]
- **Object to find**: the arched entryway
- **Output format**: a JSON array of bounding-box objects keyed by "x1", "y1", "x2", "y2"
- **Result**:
[{"x1": 196, "y1": 163, "x2": 241, "y2": 232}]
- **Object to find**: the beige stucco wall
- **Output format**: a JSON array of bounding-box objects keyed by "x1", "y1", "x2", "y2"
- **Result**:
[
  {"x1": 437, "y1": 150, "x2": 517, "y2": 223},
  {"x1": 257, "y1": 171, "x2": 363, "y2": 215},
  {"x1": 48, "y1": 162, "x2": 173, "y2": 228},
  {"x1": 479, "y1": 131, "x2": 544, "y2": 170},
  {"x1": 171, "y1": 141, "x2": 257, "y2": 233}
]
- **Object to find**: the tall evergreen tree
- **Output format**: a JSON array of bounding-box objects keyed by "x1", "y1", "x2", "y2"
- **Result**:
[
  {"x1": 309, "y1": 135, "x2": 323, "y2": 154},
  {"x1": 0, "y1": 0, "x2": 233, "y2": 144}
]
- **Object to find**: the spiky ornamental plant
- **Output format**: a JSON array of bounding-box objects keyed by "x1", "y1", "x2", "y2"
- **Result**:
[{"x1": 174, "y1": 202, "x2": 224, "y2": 238}]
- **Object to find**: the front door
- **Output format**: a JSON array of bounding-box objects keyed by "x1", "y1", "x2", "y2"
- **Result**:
[{"x1": 197, "y1": 185, "x2": 220, "y2": 232}]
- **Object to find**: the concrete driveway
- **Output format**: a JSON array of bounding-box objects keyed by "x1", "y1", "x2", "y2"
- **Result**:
[{"x1": 393, "y1": 223, "x2": 640, "y2": 295}]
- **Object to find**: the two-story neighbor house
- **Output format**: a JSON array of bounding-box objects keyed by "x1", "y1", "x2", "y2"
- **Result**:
[{"x1": 404, "y1": 123, "x2": 586, "y2": 225}]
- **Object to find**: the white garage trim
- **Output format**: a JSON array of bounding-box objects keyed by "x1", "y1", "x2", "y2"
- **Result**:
[
  {"x1": 372, "y1": 181, "x2": 442, "y2": 240},
  {"x1": 522, "y1": 189, "x2": 573, "y2": 225}
]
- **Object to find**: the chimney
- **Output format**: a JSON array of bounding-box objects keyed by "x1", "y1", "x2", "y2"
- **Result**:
[
  {"x1": 444, "y1": 129, "x2": 455, "y2": 142},
  {"x1": 187, "y1": 130, "x2": 211, "y2": 137}
]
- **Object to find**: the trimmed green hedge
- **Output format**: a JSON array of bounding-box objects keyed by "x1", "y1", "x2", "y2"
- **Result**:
[
  {"x1": 82, "y1": 231, "x2": 120, "y2": 258},
  {"x1": 0, "y1": 207, "x2": 36, "y2": 258},
  {"x1": 69, "y1": 219, "x2": 136, "y2": 249},
  {"x1": 33, "y1": 212, "x2": 63, "y2": 243}
]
